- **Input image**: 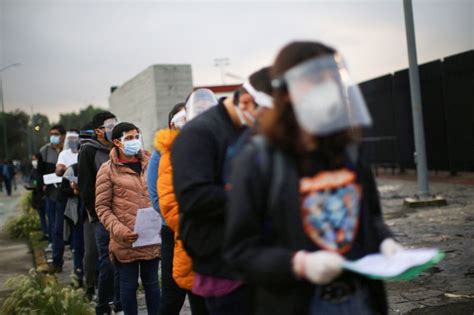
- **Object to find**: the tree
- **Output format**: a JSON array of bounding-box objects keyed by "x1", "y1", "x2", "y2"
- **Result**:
[
  {"x1": 0, "y1": 110, "x2": 31, "y2": 160},
  {"x1": 57, "y1": 105, "x2": 105, "y2": 130}
]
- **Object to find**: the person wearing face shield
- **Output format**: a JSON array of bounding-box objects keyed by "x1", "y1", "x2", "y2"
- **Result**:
[
  {"x1": 155, "y1": 101, "x2": 210, "y2": 315},
  {"x1": 172, "y1": 88, "x2": 260, "y2": 314},
  {"x1": 96, "y1": 122, "x2": 161, "y2": 315},
  {"x1": 49, "y1": 129, "x2": 80, "y2": 274},
  {"x1": 37, "y1": 124, "x2": 66, "y2": 250},
  {"x1": 224, "y1": 42, "x2": 401, "y2": 315},
  {"x1": 78, "y1": 111, "x2": 122, "y2": 313},
  {"x1": 55, "y1": 130, "x2": 80, "y2": 176}
]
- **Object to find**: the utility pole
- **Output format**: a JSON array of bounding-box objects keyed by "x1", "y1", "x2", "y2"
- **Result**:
[
  {"x1": 403, "y1": 0, "x2": 446, "y2": 208},
  {"x1": 214, "y1": 58, "x2": 230, "y2": 85}
]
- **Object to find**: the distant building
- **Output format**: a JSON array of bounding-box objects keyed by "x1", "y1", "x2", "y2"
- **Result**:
[{"x1": 109, "y1": 64, "x2": 193, "y2": 150}]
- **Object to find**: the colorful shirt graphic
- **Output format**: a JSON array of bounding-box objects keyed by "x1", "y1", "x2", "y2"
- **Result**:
[{"x1": 300, "y1": 168, "x2": 361, "y2": 253}]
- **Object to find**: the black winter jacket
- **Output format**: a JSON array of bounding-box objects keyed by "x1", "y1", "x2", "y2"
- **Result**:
[
  {"x1": 224, "y1": 137, "x2": 392, "y2": 315},
  {"x1": 78, "y1": 138, "x2": 111, "y2": 221},
  {"x1": 172, "y1": 101, "x2": 242, "y2": 278}
]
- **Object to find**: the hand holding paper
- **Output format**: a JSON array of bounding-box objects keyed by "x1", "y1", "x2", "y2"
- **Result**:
[{"x1": 132, "y1": 207, "x2": 162, "y2": 248}]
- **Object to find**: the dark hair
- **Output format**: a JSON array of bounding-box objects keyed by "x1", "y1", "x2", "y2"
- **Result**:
[
  {"x1": 68, "y1": 128, "x2": 80, "y2": 134},
  {"x1": 50, "y1": 124, "x2": 66, "y2": 135},
  {"x1": 111, "y1": 122, "x2": 139, "y2": 141},
  {"x1": 249, "y1": 66, "x2": 272, "y2": 96},
  {"x1": 264, "y1": 41, "x2": 355, "y2": 164},
  {"x1": 168, "y1": 103, "x2": 186, "y2": 128},
  {"x1": 91, "y1": 111, "x2": 116, "y2": 129},
  {"x1": 233, "y1": 86, "x2": 248, "y2": 105}
]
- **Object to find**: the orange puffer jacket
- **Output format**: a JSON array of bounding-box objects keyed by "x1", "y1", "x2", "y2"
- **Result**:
[
  {"x1": 96, "y1": 148, "x2": 160, "y2": 263},
  {"x1": 155, "y1": 129, "x2": 194, "y2": 290}
]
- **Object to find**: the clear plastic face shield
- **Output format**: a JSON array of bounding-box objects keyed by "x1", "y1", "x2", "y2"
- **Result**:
[
  {"x1": 170, "y1": 109, "x2": 186, "y2": 129},
  {"x1": 185, "y1": 89, "x2": 218, "y2": 121},
  {"x1": 272, "y1": 54, "x2": 372, "y2": 136},
  {"x1": 63, "y1": 131, "x2": 80, "y2": 152},
  {"x1": 103, "y1": 118, "x2": 119, "y2": 142}
]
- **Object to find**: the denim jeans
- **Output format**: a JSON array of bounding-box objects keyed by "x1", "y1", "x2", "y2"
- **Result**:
[
  {"x1": 116, "y1": 258, "x2": 161, "y2": 315},
  {"x1": 204, "y1": 286, "x2": 253, "y2": 315},
  {"x1": 44, "y1": 197, "x2": 57, "y2": 244},
  {"x1": 83, "y1": 219, "x2": 98, "y2": 294},
  {"x1": 52, "y1": 201, "x2": 65, "y2": 267},
  {"x1": 95, "y1": 223, "x2": 121, "y2": 314},
  {"x1": 309, "y1": 283, "x2": 374, "y2": 315},
  {"x1": 36, "y1": 204, "x2": 48, "y2": 239},
  {"x1": 159, "y1": 225, "x2": 186, "y2": 315},
  {"x1": 70, "y1": 212, "x2": 84, "y2": 279}
]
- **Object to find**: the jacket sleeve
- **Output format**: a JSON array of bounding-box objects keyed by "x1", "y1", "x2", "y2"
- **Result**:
[
  {"x1": 224, "y1": 144, "x2": 298, "y2": 287},
  {"x1": 95, "y1": 163, "x2": 131, "y2": 242},
  {"x1": 78, "y1": 145, "x2": 98, "y2": 220},
  {"x1": 362, "y1": 163, "x2": 393, "y2": 245},
  {"x1": 146, "y1": 150, "x2": 161, "y2": 215},
  {"x1": 37, "y1": 148, "x2": 46, "y2": 188},
  {"x1": 171, "y1": 125, "x2": 227, "y2": 220}
]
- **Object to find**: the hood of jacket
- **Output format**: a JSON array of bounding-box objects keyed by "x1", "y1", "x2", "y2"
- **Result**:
[
  {"x1": 154, "y1": 129, "x2": 180, "y2": 154},
  {"x1": 80, "y1": 138, "x2": 111, "y2": 154}
]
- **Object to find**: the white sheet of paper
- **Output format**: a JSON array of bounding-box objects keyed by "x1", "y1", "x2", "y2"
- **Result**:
[
  {"x1": 43, "y1": 173, "x2": 63, "y2": 185},
  {"x1": 132, "y1": 207, "x2": 162, "y2": 248},
  {"x1": 343, "y1": 248, "x2": 439, "y2": 277}
]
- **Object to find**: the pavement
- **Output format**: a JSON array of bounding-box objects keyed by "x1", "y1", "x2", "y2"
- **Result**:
[
  {"x1": 0, "y1": 186, "x2": 33, "y2": 300},
  {"x1": 376, "y1": 171, "x2": 474, "y2": 314}
]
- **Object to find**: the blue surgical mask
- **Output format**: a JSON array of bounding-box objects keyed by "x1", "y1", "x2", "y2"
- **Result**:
[
  {"x1": 123, "y1": 139, "x2": 141, "y2": 156},
  {"x1": 50, "y1": 135, "x2": 61, "y2": 145},
  {"x1": 105, "y1": 131, "x2": 113, "y2": 142}
]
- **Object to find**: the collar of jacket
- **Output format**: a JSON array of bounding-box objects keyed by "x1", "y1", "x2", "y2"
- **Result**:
[
  {"x1": 109, "y1": 147, "x2": 149, "y2": 175},
  {"x1": 154, "y1": 128, "x2": 179, "y2": 154}
]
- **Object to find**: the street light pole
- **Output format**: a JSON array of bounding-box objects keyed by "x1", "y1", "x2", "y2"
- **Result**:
[
  {"x1": 403, "y1": 0, "x2": 430, "y2": 198},
  {"x1": 0, "y1": 62, "x2": 21, "y2": 160}
]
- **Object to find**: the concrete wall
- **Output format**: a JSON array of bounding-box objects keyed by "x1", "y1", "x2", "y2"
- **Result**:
[{"x1": 109, "y1": 64, "x2": 193, "y2": 150}]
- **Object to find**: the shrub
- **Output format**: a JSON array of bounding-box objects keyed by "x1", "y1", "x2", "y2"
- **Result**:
[
  {"x1": 4, "y1": 192, "x2": 41, "y2": 240},
  {"x1": 0, "y1": 269, "x2": 94, "y2": 315}
]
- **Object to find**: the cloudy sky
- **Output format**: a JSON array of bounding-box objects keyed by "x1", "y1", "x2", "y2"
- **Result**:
[{"x1": 1, "y1": 0, "x2": 472, "y2": 121}]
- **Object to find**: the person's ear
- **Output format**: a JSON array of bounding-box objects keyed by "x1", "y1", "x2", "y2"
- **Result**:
[{"x1": 113, "y1": 139, "x2": 121, "y2": 148}]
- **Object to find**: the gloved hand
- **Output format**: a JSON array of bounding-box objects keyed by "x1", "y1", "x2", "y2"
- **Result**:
[
  {"x1": 380, "y1": 238, "x2": 404, "y2": 256},
  {"x1": 292, "y1": 250, "x2": 345, "y2": 285}
]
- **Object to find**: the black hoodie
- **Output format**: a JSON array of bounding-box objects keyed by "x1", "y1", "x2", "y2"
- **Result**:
[{"x1": 78, "y1": 138, "x2": 111, "y2": 221}]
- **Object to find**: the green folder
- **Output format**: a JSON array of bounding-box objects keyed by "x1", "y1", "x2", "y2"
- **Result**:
[{"x1": 343, "y1": 249, "x2": 445, "y2": 281}]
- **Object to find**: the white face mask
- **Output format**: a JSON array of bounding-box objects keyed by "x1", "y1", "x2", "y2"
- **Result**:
[
  {"x1": 31, "y1": 160, "x2": 38, "y2": 169},
  {"x1": 293, "y1": 80, "x2": 344, "y2": 135},
  {"x1": 234, "y1": 106, "x2": 256, "y2": 127}
]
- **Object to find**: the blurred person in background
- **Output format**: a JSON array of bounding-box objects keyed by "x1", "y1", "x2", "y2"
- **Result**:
[
  {"x1": 2, "y1": 160, "x2": 15, "y2": 196},
  {"x1": 38, "y1": 124, "x2": 66, "y2": 250},
  {"x1": 25, "y1": 154, "x2": 47, "y2": 240}
]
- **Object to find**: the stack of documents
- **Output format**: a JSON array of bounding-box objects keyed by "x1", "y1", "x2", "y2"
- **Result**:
[
  {"x1": 343, "y1": 248, "x2": 445, "y2": 281},
  {"x1": 132, "y1": 207, "x2": 162, "y2": 248}
]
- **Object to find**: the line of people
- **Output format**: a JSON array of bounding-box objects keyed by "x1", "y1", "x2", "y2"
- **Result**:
[{"x1": 26, "y1": 40, "x2": 403, "y2": 315}]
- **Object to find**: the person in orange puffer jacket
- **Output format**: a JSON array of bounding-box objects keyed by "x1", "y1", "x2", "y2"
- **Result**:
[{"x1": 155, "y1": 102, "x2": 209, "y2": 315}]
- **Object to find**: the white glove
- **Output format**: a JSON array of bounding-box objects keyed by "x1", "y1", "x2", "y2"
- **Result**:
[
  {"x1": 380, "y1": 238, "x2": 404, "y2": 256},
  {"x1": 292, "y1": 250, "x2": 345, "y2": 285}
]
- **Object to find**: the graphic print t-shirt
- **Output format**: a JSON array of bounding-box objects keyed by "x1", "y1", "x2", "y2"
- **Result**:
[{"x1": 300, "y1": 167, "x2": 362, "y2": 254}]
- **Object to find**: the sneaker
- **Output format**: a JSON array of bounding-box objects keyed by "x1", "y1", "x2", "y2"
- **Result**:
[
  {"x1": 47, "y1": 264, "x2": 63, "y2": 274},
  {"x1": 45, "y1": 243, "x2": 52, "y2": 252}
]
